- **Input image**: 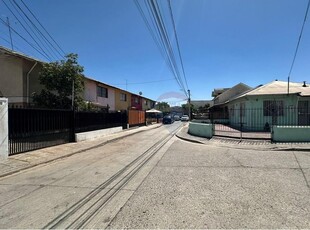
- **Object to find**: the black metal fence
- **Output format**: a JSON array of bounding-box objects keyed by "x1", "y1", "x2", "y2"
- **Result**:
[
  {"x1": 9, "y1": 108, "x2": 73, "y2": 155},
  {"x1": 8, "y1": 108, "x2": 128, "y2": 155},
  {"x1": 208, "y1": 106, "x2": 310, "y2": 139},
  {"x1": 75, "y1": 111, "x2": 127, "y2": 133}
]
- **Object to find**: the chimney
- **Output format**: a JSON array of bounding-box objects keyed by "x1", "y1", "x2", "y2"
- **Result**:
[{"x1": 302, "y1": 81, "x2": 307, "y2": 87}]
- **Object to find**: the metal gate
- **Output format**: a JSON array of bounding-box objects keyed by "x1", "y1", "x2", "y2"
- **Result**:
[
  {"x1": 211, "y1": 107, "x2": 272, "y2": 140},
  {"x1": 128, "y1": 110, "x2": 146, "y2": 127}
]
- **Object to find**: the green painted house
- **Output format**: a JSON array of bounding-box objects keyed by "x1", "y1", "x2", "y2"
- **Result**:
[{"x1": 211, "y1": 80, "x2": 310, "y2": 131}]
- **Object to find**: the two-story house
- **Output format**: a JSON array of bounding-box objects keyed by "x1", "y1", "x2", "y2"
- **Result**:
[{"x1": 0, "y1": 46, "x2": 43, "y2": 107}]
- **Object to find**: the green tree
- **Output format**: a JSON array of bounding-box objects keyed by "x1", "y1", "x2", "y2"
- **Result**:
[
  {"x1": 33, "y1": 54, "x2": 85, "y2": 110},
  {"x1": 155, "y1": 101, "x2": 170, "y2": 112},
  {"x1": 181, "y1": 103, "x2": 194, "y2": 114}
]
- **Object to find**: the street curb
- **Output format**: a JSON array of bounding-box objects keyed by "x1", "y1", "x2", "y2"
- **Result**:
[
  {"x1": 0, "y1": 124, "x2": 163, "y2": 179},
  {"x1": 175, "y1": 133, "x2": 205, "y2": 144},
  {"x1": 176, "y1": 126, "x2": 310, "y2": 152}
]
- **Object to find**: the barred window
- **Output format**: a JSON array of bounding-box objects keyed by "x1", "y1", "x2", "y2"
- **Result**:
[
  {"x1": 120, "y1": 93, "x2": 127, "y2": 101},
  {"x1": 263, "y1": 100, "x2": 284, "y2": 116},
  {"x1": 230, "y1": 107, "x2": 234, "y2": 116},
  {"x1": 97, "y1": 86, "x2": 108, "y2": 98},
  {"x1": 240, "y1": 103, "x2": 245, "y2": 117}
]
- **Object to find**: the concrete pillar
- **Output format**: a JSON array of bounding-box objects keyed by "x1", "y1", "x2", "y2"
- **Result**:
[{"x1": 0, "y1": 98, "x2": 8, "y2": 160}]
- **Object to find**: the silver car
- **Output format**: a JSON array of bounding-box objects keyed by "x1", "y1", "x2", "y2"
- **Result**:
[{"x1": 181, "y1": 115, "x2": 189, "y2": 121}]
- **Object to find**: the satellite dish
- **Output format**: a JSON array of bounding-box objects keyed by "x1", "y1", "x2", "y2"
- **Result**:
[{"x1": 139, "y1": 91, "x2": 142, "y2": 95}]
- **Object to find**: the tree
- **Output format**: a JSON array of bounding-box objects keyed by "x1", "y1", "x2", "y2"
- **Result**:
[
  {"x1": 181, "y1": 103, "x2": 194, "y2": 114},
  {"x1": 33, "y1": 54, "x2": 85, "y2": 110},
  {"x1": 155, "y1": 101, "x2": 170, "y2": 113}
]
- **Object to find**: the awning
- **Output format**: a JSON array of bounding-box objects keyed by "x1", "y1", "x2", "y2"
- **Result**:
[{"x1": 146, "y1": 108, "x2": 162, "y2": 113}]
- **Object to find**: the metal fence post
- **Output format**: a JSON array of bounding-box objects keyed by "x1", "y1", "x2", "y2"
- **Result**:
[{"x1": 71, "y1": 109, "x2": 76, "y2": 142}]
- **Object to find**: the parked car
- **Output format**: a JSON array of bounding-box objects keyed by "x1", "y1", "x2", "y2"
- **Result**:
[
  {"x1": 163, "y1": 115, "x2": 174, "y2": 124},
  {"x1": 173, "y1": 115, "x2": 180, "y2": 121},
  {"x1": 181, "y1": 115, "x2": 189, "y2": 121}
]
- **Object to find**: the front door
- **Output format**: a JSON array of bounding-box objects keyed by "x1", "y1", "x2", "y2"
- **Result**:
[{"x1": 298, "y1": 101, "x2": 309, "y2": 125}]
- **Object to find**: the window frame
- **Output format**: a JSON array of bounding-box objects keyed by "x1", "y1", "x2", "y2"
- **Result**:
[
  {"x1": 263, "y1": 100, "x2": 284, "y2": 116},
  {"x1": 120, "y1": 93, "x2": 127, "y2": 102},
  {"x1": 97, "y1": 86, "x2": 108, "y2": 98}
]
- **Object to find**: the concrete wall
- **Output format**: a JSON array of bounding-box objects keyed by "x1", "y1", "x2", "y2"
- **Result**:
[
  {"x1": 75, "y1": 126, "x2": 123, "y2": 142},
  {"x1": 272, "y1": 126, "x2": 310, "y2": 142},
  {"x1": 0, "y1": 98, "x2": 8, "y2": 159},
  {"x1": 188, "y1": 122, "x2": 213, "y2": 138}
]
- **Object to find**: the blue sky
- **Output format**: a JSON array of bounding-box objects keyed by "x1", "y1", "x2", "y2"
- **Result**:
[{"x1": 0, "y1": 0, "x2": 309, "y2": 104}]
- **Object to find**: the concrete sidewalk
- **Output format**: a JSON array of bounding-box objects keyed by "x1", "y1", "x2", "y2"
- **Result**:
[
  {"x1": 176, "y1": 124, "x2": 310, "y2": 151},
  {"x1": 0, "y1": 124, "x2": 162, "y2": 178}
]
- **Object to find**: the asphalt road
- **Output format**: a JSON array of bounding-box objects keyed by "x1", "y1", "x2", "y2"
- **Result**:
[
  {"x1": 0, "y1": 121, "x2": 310, "y2": 229},
  {"x1": 0, "y1": 121, "x2": 183, "y2": 229}
]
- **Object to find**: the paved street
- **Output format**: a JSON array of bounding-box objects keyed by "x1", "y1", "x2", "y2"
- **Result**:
[{"x1": 1, "y1": 122, "x2": 310, "y2": 229}]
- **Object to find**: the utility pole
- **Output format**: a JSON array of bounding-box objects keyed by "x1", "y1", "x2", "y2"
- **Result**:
[
  {"x1": 188, "y1": 89, "x2": 191, "y2": 120},
  {"x1": 6, "y1": 17, "x2": 14, "y2": 50}
]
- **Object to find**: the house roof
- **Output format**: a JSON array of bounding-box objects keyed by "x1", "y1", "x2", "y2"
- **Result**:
[
  {"x1": 212, "y1": 82, "x2": 252, "y2": 106},
  {"x1": 0, "y1": 46, "x2": 43, "y2": 63},
  {"x1": 211, "y1": 88, "x2": 230, "y2": 97},
  {"x1": 233, "y1": 80, "x2": 310, "y2": 99},
  {"x1": 84, "y1": 76, "x2": 156, "y2": 102}
]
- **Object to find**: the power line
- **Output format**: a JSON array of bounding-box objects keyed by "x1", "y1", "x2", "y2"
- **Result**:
[
  {"x1": 6, "y1": 0, "x2": 58, "y2": 59},
  {"x1": 10, "y1": 0, "x2": 64, "y2": 59},
  {"x1": 287, "y1": 0, "x2": 310, "y2": 94},
  {"x1": 113, "y1": 78, "x2": 175, "y2": 85},
  {"x1": 148, "y1": 0, "x2": 188, "y2": 96},
  {"x1": 19, "y1": 0, "x2": 66, "y2": 56},
  {"x1": 1, "y1": 0, "x2": 52, "y2": 60},
  {"x1": 133, "y1": 0, "x2": 188, "y2": 97},
  {"x1": 167, "y1": 0, "x2": 189, "y2": 90},
  {"x1": 0, "y1": 17, "x2": 51, "y2": 60}
]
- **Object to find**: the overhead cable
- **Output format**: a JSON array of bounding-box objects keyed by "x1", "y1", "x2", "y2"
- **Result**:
[{"x1": 287, "y1": 0, "x2": 310, "y2": 93}]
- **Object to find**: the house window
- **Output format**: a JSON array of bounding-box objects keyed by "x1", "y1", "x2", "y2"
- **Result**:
[
  {"x1": 97, "y1": 86, "x2": 108, "y2": 98},
  {"x1": 144, "y1": 100, "x2": 148, "y2": 106},
  {"x1": 263, "y1": 100, "x2": 284, "y2": 116},
  {"x1": 134, "y1": 97, "x2": 139, "y2": 104},
  {"x1": 120, "y1": 93, "x2": 127, "y2": 101}
]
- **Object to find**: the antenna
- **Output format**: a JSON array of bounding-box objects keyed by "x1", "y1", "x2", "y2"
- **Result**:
[{"x1": 6, "y1": 17, "x2": 14, "y2": 50}]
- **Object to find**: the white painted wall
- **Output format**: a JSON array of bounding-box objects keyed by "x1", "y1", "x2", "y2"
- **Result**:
[
  {"x1": 75, "y1": 126, "x2": 123, "y2": 142},
  {"x1": 0, "y1": 98, "x2": 8, "y2": 159},
  {"x1": 84, "y1": 79, "x2": 115, "y2": 111}
]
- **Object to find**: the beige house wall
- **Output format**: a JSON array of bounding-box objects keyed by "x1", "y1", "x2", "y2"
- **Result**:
[
  {"x1": 0, "y1": 53, "x2": 42, "y2": 106},
  {"x1": 0, "y1": 55, "x2": 24, "y2": 104},
  {"x1": 115, "y1": 89, "x2": 131, "y2": 111}
]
